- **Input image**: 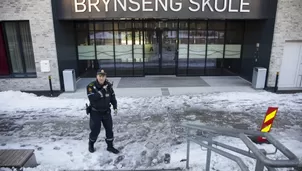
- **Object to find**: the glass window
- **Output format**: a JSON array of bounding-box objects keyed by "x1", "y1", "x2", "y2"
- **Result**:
[
  {"x1": 5, "y1": 22, "x2": 23, "y2": 73},
  {"x1": 76, "y1": 23, "x2": 96, "y2": 77},
  {"x1": 224, "y1": 21, "x2": 244, "y2": 74},
  {"x1": 115, "y1": 20, "x2": 136, "y2": 76},
  {"x1": 115, "y1": 31, "x2": 133, "y2": 76},
  {"x1": 161, "y1": 30, "x2": 177, "y2": 75},
  {"x1": 179, "y1": 21, "x2": 188, "y2": 29},
  {"x1": 3, "y1": 21, "x2": 36, "y2": 77},
  {"x1": 133, "y1": 21, "x2": 143, "y2": 29},
  {"x1": 134, "y1": 31, "x2": 143, "y2": 76},
  {"x1": 95, "y1": 22, "x2": 113, "y2": 31},
  {"x1": 188, "y1": 21, "x2": 206, "y2": 75},
  {"x1": 0, "y1": 24, "x2": 10, "y2": 76},
  {"x1": 19, "y1": 22, "x2": 35, "y2": 73},
  {"x1": 77, "y1": 31, "x2": 95, "y2": 54},
  {"x1": 95, "y1": 30, "x2": 114, "y2": 75},
  {"x1": 144, "y1": 30, "x2": 159, "y2": 75},
  {"x1": 178, "y1": 21, "x2": 189, "y2": 75},
  {"x1": 206, "y1": 21, "x2": 225, "y2": 75},
  {"x1": 117, "y1": 21, "x2": 132, "y2": 30},
  {"x1": 144, "y1": 21, "x2": 156, "y2": 29}
]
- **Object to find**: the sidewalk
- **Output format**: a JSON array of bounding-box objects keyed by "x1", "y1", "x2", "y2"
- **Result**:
[{"x1": 59, "y1": 76, "x2": 260, "y2": 98}]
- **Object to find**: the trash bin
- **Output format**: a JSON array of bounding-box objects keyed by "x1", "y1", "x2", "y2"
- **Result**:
[
  {"x1": 252, "y1": 67, "x2": 267, "y2": 89},
  {"x1": 63, "y1": 69, "x2": 76, "y2": 92}
]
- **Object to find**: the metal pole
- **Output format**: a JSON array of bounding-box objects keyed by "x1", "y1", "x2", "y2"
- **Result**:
[
  {"x1": 186, "y1": 138, "x2": 190, "y2": 169},
  {"x1": 255, "y1": 149, "x2": 266, "y2": 171},
  {"x1": 186, "y1": 128, "x2": 190, "y2": 169},
  {"x1": 274, "y1": 72, "x2": 279, "y2": 92},
  {"x1": 195, "y1": 136, "x2": 256, "y2": 159},
  {"x1": 188, "y1": 137, "x2": 249, "y2": 171},
  {"x1": 206, "y1": 135, "x2": 212, "y2": 171},
  {"x1": 49, "y1": 75, "x2": 53, "y2": 97}
]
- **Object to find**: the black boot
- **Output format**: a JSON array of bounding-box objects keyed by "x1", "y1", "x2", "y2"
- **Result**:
[
  {"x1": 88, "y1": 140, "x2": 95, "y2": 153},
  {"x1": 106, "y1": 139, "x2": 119, "y2": 154}
]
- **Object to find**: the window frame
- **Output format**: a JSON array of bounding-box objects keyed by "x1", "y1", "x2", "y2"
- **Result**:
[{"x1": 0, "y1": 20, "x2": 36, "y2": 79}]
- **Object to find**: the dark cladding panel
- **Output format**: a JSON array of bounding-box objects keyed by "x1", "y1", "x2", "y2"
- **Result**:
[
  {"x1": 56, "y1": 0, "x2": 73, "y2": 19},
  {"x1": 54, "y1": 0, "x2": 275, "y2": 20},
  {"x1": 239, "y1": 0, "x2": 272, "y2": 19},
  {"x1": 241, "y1": 21, "x2": 262, "y2": 81}
]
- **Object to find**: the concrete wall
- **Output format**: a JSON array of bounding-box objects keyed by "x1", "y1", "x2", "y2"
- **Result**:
[
  {"x1": 268, "y1": 0, "x2": 302, "y2": 87},
  {"x1": 0, "y1": 0, "x2": 60, "y2": 91}
]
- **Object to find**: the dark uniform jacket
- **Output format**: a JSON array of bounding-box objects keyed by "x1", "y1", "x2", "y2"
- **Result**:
[{"x1": 86, "y1": 79, "x2": 117, "y2": 112}]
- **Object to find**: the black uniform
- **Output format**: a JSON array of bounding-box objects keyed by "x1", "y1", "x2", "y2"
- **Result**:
[{"x1": 86, "y1": 79, "x2": 119, "y2": 154}]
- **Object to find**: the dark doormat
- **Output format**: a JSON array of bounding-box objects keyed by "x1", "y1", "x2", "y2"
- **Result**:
[{"x1": 117, "y1": 77, "x2": 210, "y2": 88}]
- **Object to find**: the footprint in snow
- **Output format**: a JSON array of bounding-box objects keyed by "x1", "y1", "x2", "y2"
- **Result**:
[
  {"x1": 114, "y1": 155, "x2": 125, "y2": 165},
  {"x1": 53, "y1": 146, "x2": 60, "y2": 150},
  {"x1": 67, "y1": 151, "x2": 73, "y2": 157},
  {"x1": 35, "y1": 146, "x2": 43, "y2": 151}
]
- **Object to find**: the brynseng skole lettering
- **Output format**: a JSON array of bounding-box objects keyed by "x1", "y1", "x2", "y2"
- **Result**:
[{"x1": 74, "y1": 0, "x2": 250, "y2": 13}]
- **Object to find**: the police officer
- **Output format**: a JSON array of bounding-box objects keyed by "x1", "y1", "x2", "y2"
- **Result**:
[{"x1": 86, "y1": 69, "x2": 119, "y2": 154}]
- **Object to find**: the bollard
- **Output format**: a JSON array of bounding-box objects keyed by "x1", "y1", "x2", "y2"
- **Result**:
[
  {"x1": 49, "y1": 75, "x2": 53, "y2": 97},
  {"x1": 274, "y1": 72, "x2": 279, "y2": 93},
  {"x1": 186, "y1": 128, "x2": 190, "y2": 169}
]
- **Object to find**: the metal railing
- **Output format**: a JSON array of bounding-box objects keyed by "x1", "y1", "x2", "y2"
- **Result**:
[{"x1": 182, "y1": 123, "x2": 301, "y2": 171}]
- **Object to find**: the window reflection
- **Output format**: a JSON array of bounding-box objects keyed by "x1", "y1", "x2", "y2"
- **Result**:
[
  {"x1": 75, "y1": 20, "x2": 244, "y2": 77},
  {"x1": 188, "y1": 21, "x2": 206, "y2": 75},
  {"x1": 206, "y1": 21, "x2": 225, "y2": 75}
]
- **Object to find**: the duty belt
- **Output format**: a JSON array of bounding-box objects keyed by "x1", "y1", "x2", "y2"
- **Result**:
[{"x1": 91, "y1": 106, "x2": 109, "y2": 113}]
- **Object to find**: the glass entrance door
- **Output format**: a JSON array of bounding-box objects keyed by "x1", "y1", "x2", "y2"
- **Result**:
[
  {"x1": 144, "y1": 29, "x2": 177, "y2": 75},
  {"x1": 144, "y1": 30, "x2": 160, "y2": 75},
  {"x1": 160, "y1": 30, "x2": 177, "y2": 75}
]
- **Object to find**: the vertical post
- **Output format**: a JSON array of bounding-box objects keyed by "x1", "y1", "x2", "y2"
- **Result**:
[
  {"x1": 49, "y1": 75, "x2": 53, "y2": 97},
  {"x1": 186, "y1": 19, "x2": 190, "y2": 75},
  {"x1": 204, "y1": 20, "x2": 209, "y2": 75},
  {"x1": 206, "y1": 135, "x2": 212, "y2": 171},
  {"x1": 255, "y1": 149, "x2": 267, "y2": 171},
  {"x1": 186, "y1": 128, "x2": 190, "y2": 169},
  {"x1": 274, "y1": 72, "x2": 279, "y2": 92}
]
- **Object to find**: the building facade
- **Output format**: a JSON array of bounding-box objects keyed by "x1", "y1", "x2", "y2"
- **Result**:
[
  {"x1": 0, "y1": 0, "x2": 60, "y2": 91},
  {"x1": 269, "y1": 0, "x2": 302, "y2": 90},
  {"x1": 0, "y1": 0, "x2": 301, "y2": 91}
]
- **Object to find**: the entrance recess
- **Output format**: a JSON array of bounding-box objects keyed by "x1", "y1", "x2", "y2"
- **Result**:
[{"x1": 144, "y1": 28, "x2": 177, "y2": 75}]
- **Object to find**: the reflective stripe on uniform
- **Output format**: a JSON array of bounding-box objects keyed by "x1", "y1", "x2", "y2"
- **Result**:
[
  {"x1": 99, "y1": 91, "x2": 103, "y2": 98},
  {"x1": 93, "y1": 86, "x2": 103, "y2": 98},
  {"x1": 87, "y1": 93, "x2": 94, "y2": 96}
]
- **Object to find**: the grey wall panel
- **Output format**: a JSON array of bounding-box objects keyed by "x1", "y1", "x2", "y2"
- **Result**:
[
  {"x1": 241, "y1": 20, "x2": 264, "y2": 82},
  {"x1": 54, "y1": 0, "x2": 275, "y2": 20},
  {"x1": 52, "y1": 0, "x2": 78, "y2": 90}
]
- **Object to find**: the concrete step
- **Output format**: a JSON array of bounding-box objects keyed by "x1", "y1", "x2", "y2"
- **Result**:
[{"x1": 88, "y1": 169, "x2": 183, "y2": 171}]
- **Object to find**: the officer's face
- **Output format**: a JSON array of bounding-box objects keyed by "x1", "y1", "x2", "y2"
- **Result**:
[{"x1": 97, "y1": 74, "x2": 106, "y2": 84}]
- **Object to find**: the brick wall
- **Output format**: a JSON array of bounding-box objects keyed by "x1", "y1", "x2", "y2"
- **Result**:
[
  {"x1": 0, "y1": 0, "x2": 60, "y2": 91},
  {"x1": 268, "y1": 0, "x2": 302, "y2": 87}
]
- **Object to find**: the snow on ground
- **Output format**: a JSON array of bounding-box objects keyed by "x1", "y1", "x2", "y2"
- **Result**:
[{"x1": 0, "y1": 91, "x2": 302, "y2": 171}]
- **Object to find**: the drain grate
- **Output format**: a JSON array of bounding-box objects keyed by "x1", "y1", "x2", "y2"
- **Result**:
[{"x1": 161, "y1": 88, "x2": 170, "y2": 96}]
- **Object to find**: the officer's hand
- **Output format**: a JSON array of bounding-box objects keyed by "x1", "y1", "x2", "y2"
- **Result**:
[{"x1": 114, "y1": 109, "x2": 118, "y2": 115}]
